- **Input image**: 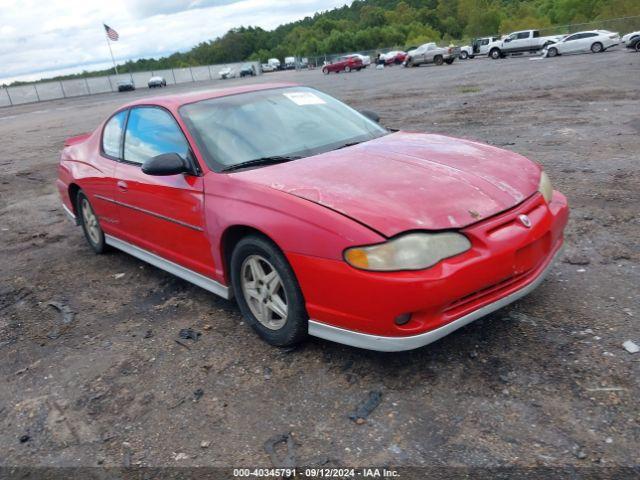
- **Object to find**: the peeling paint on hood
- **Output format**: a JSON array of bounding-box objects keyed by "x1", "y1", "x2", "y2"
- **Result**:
[{"x1": 234, "y1": 132, "x2": 541, "y2": 237}]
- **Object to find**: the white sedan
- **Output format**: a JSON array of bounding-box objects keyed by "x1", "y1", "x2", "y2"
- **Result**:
[
  {"x1": 545, "y1": 30, "x2": 620, "y2": 57},
  {"x1": 621, "y1": 31, "x2": 640, "y2": 45}
]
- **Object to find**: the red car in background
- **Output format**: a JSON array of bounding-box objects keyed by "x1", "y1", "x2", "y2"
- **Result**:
[
  {"x1": 382, "y1": 50, "x2": 407, "y2": 65},
  {"x1": 322, "y1": 55, "x2": 363, "y2": 74},
  {"x1": 57, "y1": 83, "x2": 568, "y2": 352}
]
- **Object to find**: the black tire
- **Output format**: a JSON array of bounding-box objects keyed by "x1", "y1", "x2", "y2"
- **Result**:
[
  {"x1": 231, "y1": 235, "x2": 308, "y2": 347},
  {"x1": 445, "y1": 58, "x2": 455, "y2": 64},
  {"x1": 469, "y1": 55, "x2": 475, "y2": 59},
  {"x1": 76, "y1": 191, "x2": 106, "y2": 254},
  {"x1": 490, "y1": 48, "x2": 501, "y2": 59},
  {"x1": 434, "y1": 55, "x2": 444, "y2": 66},
  {"x1": 636, "y1": 42, "x2": 640, "y2": 53},
  {"x1": 591, "y1": 42, "x2": 603, "y2": 53},
  {"x1": 322, "y1": 67, "x2": 329, "y2": 74},
  {"x1": 460, "y1": 51, "x2": 468, "y2": 60},
  {"x1": 344, "y1": 66, "x2": 351, "y2": 73},
  {"x1": 547, "y1": 47, "x2": 558, "y2": 57}
]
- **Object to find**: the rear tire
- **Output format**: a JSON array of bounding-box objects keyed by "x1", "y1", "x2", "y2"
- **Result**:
[
  {"x1": 231, "y1": 235, "x2": 308, "y2": 347},
  {"x1": 445, "y1": 58, "x2": 455, "y2": 65},
  {"x1": 636, "y1": 42, "x2": 640, "y2": 53},
  {"x1": 322, "y1": 67, "x2": 328, "y2": 74},
  {"x1": 77, "y1": 191, "x2": 106, "y2": 254},
  {"x1": 591, "y1": 42, "x2": 603, "y2": 53},
  {"x1": 434, "y1": 55, "x2": 444, "y2": 66},
  {"x1": 344, "y1": 66, "x2": 351, "y2": 73},
  {"x1": 460, "y1": 51, "x2": 468, "y2": 60}
]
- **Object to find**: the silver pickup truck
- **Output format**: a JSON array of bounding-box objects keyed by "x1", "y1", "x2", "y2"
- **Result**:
[{"x1": 404, "y1": 43, "x2": 458, "y2": 67}]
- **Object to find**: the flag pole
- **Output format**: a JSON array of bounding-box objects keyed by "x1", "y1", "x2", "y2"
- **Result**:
[{"x1": 103, "y1": 24, "x2": 119, "y2": 75}]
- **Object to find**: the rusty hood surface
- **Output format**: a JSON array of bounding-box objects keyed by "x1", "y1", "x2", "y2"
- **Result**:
[{"x1": 234, "y1": 132, "x2": 541, "y2": 237}]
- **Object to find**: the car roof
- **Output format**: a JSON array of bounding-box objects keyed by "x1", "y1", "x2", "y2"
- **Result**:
[{"x1": 122, "y1": 82, "x2": 299, "y2": 109}]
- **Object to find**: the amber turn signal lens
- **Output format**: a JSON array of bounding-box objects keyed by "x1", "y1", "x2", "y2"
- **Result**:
[{"x1": 344, "y1": 248, "x2": 369, "y2": 268}]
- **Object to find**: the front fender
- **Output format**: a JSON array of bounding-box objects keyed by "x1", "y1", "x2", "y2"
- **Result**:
[{"x1": 203, "y1": 173, "x2": 384, "y2": 280}]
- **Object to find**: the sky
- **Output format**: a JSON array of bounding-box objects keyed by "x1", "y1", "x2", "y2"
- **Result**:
[{"x1": 0, "y1": 0, "x2": 349, "y2": 85}]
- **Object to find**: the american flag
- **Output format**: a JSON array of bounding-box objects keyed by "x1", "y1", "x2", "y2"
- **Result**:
[{"x1": 103, "y1": 24, "x2": 119, "y2": 41}]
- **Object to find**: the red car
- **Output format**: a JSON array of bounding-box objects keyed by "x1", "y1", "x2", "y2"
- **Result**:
[
  {"x1": 383, "y1": 50, "x2": 407, "y2": 65},
  {"x1": 57, "y1": 83, "x2": 568, "y2": 351},
  {"x1": 322, "y1": 55, "x2": 363, "y2": 74}
]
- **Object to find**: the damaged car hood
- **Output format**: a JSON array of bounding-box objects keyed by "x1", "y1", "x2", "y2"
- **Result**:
[{"x1": 234, "y1": 132, "x2": 541, "y2": 237}]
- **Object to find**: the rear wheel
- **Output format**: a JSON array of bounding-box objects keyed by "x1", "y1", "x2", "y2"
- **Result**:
[
  {"x1": 231, "y1": 235, "x2": 308, "y2": 347},
  {"x1": 490, "y1": 48, "x2": 501, "y2": 59},
  {"x1": 547, "y1": 47, "x2": 558, "y2": 57},
  {"x1": 591, "y1": 42, "x2": 603, "y2": 53},
  {"x1": 445, "y1": 58, "x2": 455, "y2": 65},
  {"x1": 344, "y1": 66, "x2": 351, "y2": 73},
  {"x1": 434, "y1": 55, "x2": 444, "y2": 66},
  {"x1": 322, "y1": 67, "x2": 329, "y2": 74},
  {"x1": 77, "y1": 191, "x2": 106, "y2": 254},
  {"x1": 460, "y1": 51, "x2": 468, "y2": 60}
]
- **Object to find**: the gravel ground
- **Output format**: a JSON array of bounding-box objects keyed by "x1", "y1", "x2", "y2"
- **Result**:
[{"x1": 1, "y1": 48, "x2": 639, "y2": 476}]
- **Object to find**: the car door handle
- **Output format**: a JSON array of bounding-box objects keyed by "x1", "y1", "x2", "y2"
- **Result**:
[{"x1": 117, "y1": 181, "x2": 128, "y2": 192}]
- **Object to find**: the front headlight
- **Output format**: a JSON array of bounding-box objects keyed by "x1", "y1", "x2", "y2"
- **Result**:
[
  {"x1": 344, "y1": 232, "x2": 471, "y2": 272},
  {"x1": 538, "y1": 171, "x2": 553, "y2": 203}
]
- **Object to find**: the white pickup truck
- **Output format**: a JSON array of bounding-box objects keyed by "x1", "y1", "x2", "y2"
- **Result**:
[{"x1": 488, "y1": 30, "x2": 561, "y2": 59}]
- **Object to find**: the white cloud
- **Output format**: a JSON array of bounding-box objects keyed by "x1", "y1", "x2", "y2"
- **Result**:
[{"x1": 0, "y1": 0, "x2": 348, "y2": 84}]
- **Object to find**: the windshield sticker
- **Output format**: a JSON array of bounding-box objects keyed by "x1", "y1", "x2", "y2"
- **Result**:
[{"x1": 283, "y1": 92, "x2": 326, "y2": 106}]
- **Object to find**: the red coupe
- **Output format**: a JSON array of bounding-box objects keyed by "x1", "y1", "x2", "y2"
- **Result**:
[
  {"x1": 57, "y1": 83, "x2": 568, "y2": 351},
  {"x1": 322, "y1": 55, "x2": 363, "y2": 74}
]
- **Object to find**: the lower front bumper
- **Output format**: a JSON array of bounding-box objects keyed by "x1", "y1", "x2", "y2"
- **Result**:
[{"x1": 308, "y1": 245, "x2": 563, "y2": 352}]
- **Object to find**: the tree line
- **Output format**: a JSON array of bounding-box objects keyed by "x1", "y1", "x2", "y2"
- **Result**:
[{"x1": 8, "y1": 0, "x2": 640, "y2": 85}]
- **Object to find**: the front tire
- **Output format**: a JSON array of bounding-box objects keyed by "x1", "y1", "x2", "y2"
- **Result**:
[
  {"x1": 434, "y1": 55, "x2": 444, "y2": 66},
  {"x1": 547, "y1": 47, "x2": 558, "y2": 57},
  {"x1": 591, "y1": 42, "x2": 603, "y2": 53},
  {"x1": 490, "y1": 48, "x2": 501, "y2": 59},
  {"x1": 77, "y1": 191, "x2": 106, "y2": 254},
  {"x1": 231, "y1": 235, "x2": 308, "y2": 347},
  {"x1": 322, "y1": 67, "x2": 329, "y2": 74},
  {"x1": 460, "y1": 51, "x2": 468, "y2": 60},
  {"x1": 344, "y1": 66, "x2": 351, "y2": 73},
  {"x1": 445, "y1": 58, "x2": 455, "y2": 64}
]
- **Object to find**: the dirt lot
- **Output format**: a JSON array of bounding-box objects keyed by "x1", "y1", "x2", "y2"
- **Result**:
[{"x1": 1, "y1": 49, "x2": 639, "y2": 475}]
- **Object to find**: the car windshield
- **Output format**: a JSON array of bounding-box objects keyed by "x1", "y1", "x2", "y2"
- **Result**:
[{"x1": 179, "y1": 87, "x2": 388, "y2": 171}]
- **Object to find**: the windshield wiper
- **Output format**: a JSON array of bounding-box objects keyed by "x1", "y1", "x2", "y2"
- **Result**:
[
  {"x1": 334, "y1": 141, "x2": 364, "y2": 150},
  {"x1": 222, "y1": 155, "x2": 301, "y2": 172}
]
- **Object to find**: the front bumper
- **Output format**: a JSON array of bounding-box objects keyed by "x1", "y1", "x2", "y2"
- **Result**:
[{"x1": 289, "y1": 191, "x2": 569, "y2": 351}]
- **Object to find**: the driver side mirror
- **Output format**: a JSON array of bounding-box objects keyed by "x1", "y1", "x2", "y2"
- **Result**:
[
  {"x1": 504, "y1": 38, "x2": 512, "y2": 42},
  {"x1": 142, "y1": 152, "x2": 192, "y2": 176},
  {"x1": 360, "y1": 110, "x2": 380, "y2": 123}
]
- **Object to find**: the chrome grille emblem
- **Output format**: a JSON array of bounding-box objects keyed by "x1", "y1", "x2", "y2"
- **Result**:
[{"x1": 518, "y1": 214, "x2": 532, "y2": 228}]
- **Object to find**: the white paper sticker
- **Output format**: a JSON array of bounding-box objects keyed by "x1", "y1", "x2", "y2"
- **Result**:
[{"x1": 283, "y1": 91, "x2": 326, "y2": 106}]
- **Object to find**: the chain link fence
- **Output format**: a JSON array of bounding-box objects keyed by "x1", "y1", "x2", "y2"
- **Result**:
[
  {"x1": 0, "y1": 61, "x2": 261, "y2": 108},
  {"x1": 539, "y1": 15, "x2": 640, "y2": 37}
]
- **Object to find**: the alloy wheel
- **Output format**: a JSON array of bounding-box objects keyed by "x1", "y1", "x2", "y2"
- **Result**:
[
  {"x1": 81, "y1": 198, "x2": 101, "y2": 245},
  {"x1": 241, "y1": 255, "x2": 288, "y2": 330}
]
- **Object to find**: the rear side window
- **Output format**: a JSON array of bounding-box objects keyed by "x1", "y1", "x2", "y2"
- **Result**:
[
  {"x1": 102, "y1": 110, "x2": 127, "y2": 158},
  {"x1": 124, "y1": 107, "x2": 190, "y2": 165},
  {"x1": 517, "y1": 32, "x2": 530, "y2": 39}
]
